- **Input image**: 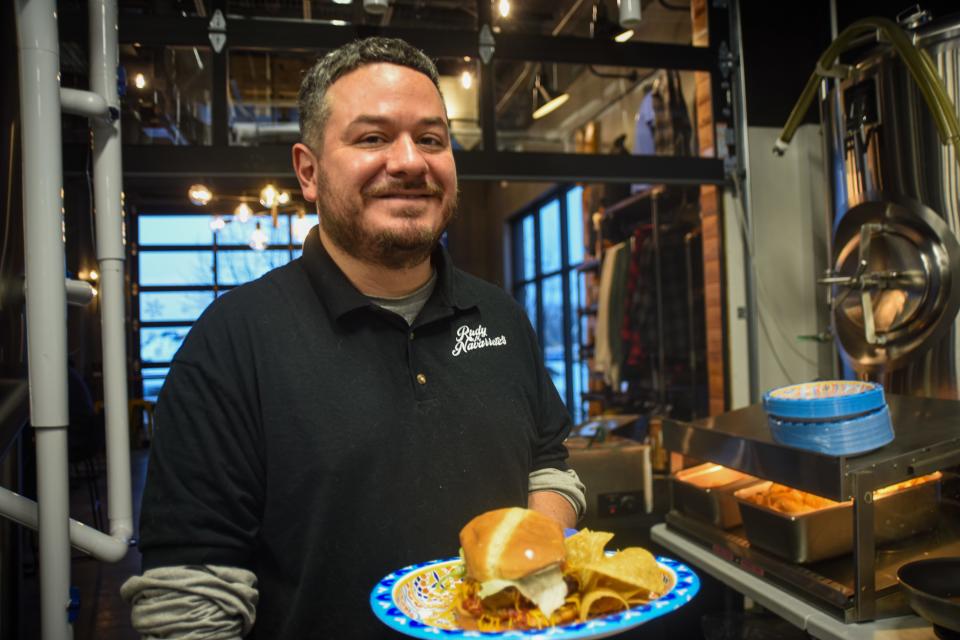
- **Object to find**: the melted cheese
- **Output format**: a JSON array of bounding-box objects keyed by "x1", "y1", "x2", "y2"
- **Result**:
[{"x1": 478, "y1": 564, "x2": 567, "y2": 618}]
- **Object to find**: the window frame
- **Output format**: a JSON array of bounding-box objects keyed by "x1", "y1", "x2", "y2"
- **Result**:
[
  {"x1": 131, "y1": 210, "x2": 302, "y2": 400},
  {"x1": 507, "y1": 183, "x2": 585, "y2": 422}
]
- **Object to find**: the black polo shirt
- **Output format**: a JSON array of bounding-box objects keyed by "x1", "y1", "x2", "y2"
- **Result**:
[{"x1": 139, "y1": 226, "x2": 574, "y2": 639}]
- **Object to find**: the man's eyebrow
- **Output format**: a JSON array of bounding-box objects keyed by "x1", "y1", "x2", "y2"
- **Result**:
[{"x1": 346, "y1": 115, "x2": 449, "y2": 129}]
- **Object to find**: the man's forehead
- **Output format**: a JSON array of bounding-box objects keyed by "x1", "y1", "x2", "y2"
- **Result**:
[{"x1": 327, "y1": 63, "x2": 447, "y2": 119}]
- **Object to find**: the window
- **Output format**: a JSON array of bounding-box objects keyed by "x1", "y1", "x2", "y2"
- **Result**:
[
  {"x1": 509, "y1": 185, "x2": 588, "y2": 423},
  {"x1": 134, "y1": 212, "x2": 314, "y2": 401}
]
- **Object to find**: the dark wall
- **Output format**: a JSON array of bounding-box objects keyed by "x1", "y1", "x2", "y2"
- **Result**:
[{"x1": 739, "y1": 0, "x2": 960, "y2": 128}]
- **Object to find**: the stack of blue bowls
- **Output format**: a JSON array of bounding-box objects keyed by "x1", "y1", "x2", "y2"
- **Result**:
[{"x1": 762, "y1": 381, "x2": 894, "y2": 456}]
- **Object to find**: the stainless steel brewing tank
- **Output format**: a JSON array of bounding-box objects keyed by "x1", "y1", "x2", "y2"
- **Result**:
[{"x1": 822, "y1": 14, "x2": 960, "y2": 398}]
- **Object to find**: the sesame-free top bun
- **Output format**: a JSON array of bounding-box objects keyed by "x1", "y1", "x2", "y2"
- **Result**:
[{"x1": 459, "y1": 507, "x2": 565, "y2": 582}]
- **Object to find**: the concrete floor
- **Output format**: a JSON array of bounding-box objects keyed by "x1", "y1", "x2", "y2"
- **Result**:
[{"x1": 20, "y1": 448, "x2": 148, "y2": 640}]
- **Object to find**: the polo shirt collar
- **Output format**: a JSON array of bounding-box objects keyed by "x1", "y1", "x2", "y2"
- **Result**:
[{"x1": 299, "y1": 225, "x2": 472, "y2": 321}]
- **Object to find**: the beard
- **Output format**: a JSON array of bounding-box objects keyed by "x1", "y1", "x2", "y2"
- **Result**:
[{"x1": 316, "y1": 169, "x2": 457, "y2": 270}]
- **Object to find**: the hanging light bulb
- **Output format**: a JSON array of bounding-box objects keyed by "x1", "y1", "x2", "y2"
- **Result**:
[
  {"x1": 532, "y1": 71, "x2": 570, "y2": 120},
  {"x1": 188, "y1": 184, "x2": 212, "y2": 206},
  {"x1": 498, "y1": 0, "x2": 510, "y2": 18},
  {"x1": 249, "y1": 221, "x2": 269, "y2": 251},
  {"x1": 614, "y1": 29, "x2": 634, "y2": 42},
  {"x1": 292, "y1": 210, "x2": 314, "y2": 243},
  {"x1": 460, "y1": 70, "x2": 473, "y2": 90},
  {"x1": 134, "y1": 73, "x2": 147, "y2": 89},
  {"x1": 88, "y1": 269, "x2": 99, "y2": 282},
  {"x1": 209, "y1": 215, "x2": 226, "y2": 232},
  {"x1": 259, "y1": 184, "x2": 278, "y2": 208},
  {"x1": 277, "y1": 190, "x2": 290, "y2": 205},
  {"x1": 234, "y1": 202, "x2": 253, "y2": 223}
]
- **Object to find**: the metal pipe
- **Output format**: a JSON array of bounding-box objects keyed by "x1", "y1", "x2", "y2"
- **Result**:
[
  {"x1": 89, "y1": 0, "x2": 134, "y2": 546},
  {"x1": 652, "y1": 193, "x2": 666, "y2": 407},
  {"x1": 14, "y1": 0, "x2": 73, "y2": 635},
  {"x1": 0, "y1": 486, "x2": 128, "y2": 562},
  {"x1": 3, "y1": 277, "x2": 93, "y2": 308},
  {"x1": 65, "y1": 278, "x2": 96, "y2": 306},
  {"x1": 59, "y1": 87, "x2": 111, "y2": 122},
  {"x1": 729, "y1": 0, "x2": 760, "y2": 402},
  {"x1": 684, "y1": 227, "x2": 702, "y2": 417}
]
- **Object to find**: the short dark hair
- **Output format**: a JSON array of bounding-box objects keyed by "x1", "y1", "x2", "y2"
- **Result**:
[{"x1": 298, "y1": 37, "x2": 442, "y2": 150}]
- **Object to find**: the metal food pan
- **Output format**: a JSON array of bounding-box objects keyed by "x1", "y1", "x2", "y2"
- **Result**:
[
  {"x1": 734, "y1": 477, "x2": 941, "y2": 564},
  {"x1": 671, "y1": 464, "x2": 761, "y2": 529}
]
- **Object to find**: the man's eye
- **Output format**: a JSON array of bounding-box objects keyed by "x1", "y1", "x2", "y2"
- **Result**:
[
  {"x1": 419, "y1": 136, "x2": 446, "y2": 148},
  {"x1": 358, "y1": 134, "x2": 386, "y2": 145}
]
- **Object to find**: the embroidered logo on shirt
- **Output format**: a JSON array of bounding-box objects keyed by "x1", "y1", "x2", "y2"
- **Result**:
[{"x1": 452, "y1": 323, "x2": 507, "y2": 357}]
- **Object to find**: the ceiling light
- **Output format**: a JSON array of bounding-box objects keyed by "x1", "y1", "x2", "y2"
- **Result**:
[
  {"x1": 363, "y1": 0, "x2": 388, "y2": 14},
  {"x1": 614, "y1": 29, "x2": 634, "y2": 42},
  {"x1": 260, "y1": 184, "x2": 278, "y2": 208},
  {"x1": 234, "y1": 202, "x2": 253, "y2": 223},
  {"x1": 292, "y1": 211, "x2": 313, "y2": 243},
  {"x1": 533, "y1": 92, "x2": 569, "y2": 120},
  {"x1": 618, "y1": 0, "x2": 641, "y2": 29},
  {"x1": 134, "y1": 73, "x2": 146, "y2": 89},
  {"x1": 532, "y1": 72, "x2": 569, "y2": 120},
  {"x1": 460, "y1": 70, "x2": 473, "y2": 90},
  {"x1": 249, "y1": 222, "x2": 269, "y2": 251},
  {"x1": 277, "y1": 191, "x2": 290, "y2": 205},
  {"x1": 498, "y1": 0, "x2": 510, "y2": 18},
  {"x1": 188, "y1": 184, "x2": 212, "y2": 206},
  {"x1": 88, "y1": 269, "x2": 99, "y2": 281}
]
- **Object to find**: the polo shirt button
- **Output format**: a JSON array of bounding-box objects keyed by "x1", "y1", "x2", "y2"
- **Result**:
[
  {"x1": 409, "y1": 331, "x2": 415, "y2": 340},
  {"x1": 416, "y1": 373, "x2": 427, "y2": 385}
]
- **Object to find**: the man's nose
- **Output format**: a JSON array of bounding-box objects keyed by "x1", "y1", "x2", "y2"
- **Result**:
[{"x1": 385, "y1": 135, "x2": 428, "y2": 177}]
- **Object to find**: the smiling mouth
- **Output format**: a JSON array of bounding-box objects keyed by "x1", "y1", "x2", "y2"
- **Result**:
[{"x1": 373, "y1": 193, "x2": 436, "y2": 199}]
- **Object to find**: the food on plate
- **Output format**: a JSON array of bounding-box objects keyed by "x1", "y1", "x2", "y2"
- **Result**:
[{"x1": 451, "y1": 507, "x2": 669, "y2": 631}]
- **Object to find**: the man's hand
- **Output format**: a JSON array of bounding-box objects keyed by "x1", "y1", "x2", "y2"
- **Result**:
[{"x1": 528, "y1": 490, "x2": 577, "y2": 529}]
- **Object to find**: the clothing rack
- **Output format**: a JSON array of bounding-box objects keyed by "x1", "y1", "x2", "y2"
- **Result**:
[{"x1": 586, "y1": 185, "x2": 706, "y2": 422}]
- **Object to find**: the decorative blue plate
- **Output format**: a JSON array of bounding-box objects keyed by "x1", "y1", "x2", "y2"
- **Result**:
[
  {"x1": 763, "y1": 381, "x2": 885, "y2": 422},
  {"x1": 370, "y1": 555, "x2": 700, "y2": 639},
  {"x1": 768, "y1": 405, "x2": 895, "y2": 456}
]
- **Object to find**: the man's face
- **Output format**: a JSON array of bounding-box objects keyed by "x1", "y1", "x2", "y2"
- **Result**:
[{"x1": 312, "y1": 62, "x2": 457, "y2": 270}]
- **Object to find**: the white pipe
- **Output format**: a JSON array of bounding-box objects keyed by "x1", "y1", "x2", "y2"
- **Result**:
[
  {"x1": 15, "y1": 0, "x2": 74, "y2": 636},
  {"x1": 89, "y1": 0, "x2": 134, "y2": 545},
  {"x1": 65, "y1": 278, "x2": 96, "y2": 306},
  {"x1": 59, "y1": 87, "x2": 111, "y2": 122},
  {"x1": 0, "y1": 486, "x2": 128, "y2": 562}
]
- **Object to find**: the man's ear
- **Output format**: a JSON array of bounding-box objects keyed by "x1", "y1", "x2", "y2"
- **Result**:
[{"x1": 292, "y1": 142, "x2": 319, "y2": 203}]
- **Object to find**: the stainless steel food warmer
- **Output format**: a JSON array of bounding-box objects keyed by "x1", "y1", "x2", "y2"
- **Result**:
[{"x1": 661, "y1": 394, "x2": 960, "y2": 623}]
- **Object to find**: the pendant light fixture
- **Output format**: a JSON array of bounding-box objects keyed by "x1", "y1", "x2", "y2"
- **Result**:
[
  {"x1": 249, "y1": 221, "x2": 269, "y2": 251},
  {"x1": 532, "y1": 66, "x2": 569, "y2": 120}
]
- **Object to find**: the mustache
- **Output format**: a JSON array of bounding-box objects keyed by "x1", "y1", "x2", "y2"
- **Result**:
[{"x1": 363, "y1": 180, "x2": 445, "y2": 198}]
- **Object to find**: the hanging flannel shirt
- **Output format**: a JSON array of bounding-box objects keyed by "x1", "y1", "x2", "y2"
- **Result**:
[{"x1": 620, "y1": 226, "x2": 656, "y2": 384}]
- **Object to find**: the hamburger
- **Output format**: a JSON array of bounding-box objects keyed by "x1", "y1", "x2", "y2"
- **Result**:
[{"x1": 456, "y1": 507, "x2": 571, "y2": 626}]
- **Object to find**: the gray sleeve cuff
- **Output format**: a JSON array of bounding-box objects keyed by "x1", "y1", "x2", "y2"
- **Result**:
[
  {"x1": 528, "y1": 467, "x2": 587, "y2": 522},
  {"x1": 121, "y1": 565, "x2": 258, "y2": 639}
]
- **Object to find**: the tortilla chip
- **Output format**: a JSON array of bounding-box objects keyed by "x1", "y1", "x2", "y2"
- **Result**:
[
  {"x1": 564, "y1": 529, "x2": 614, "y2": 567},
  {"x1": 583, "y1": 547, "x2": 665, "y2": 597},
  {"x1": 578, "y1": 588, "x2": 630, "y2": 622},
  {"x1": 563, "y1": 529, "x2": 614, "y2": 588}
]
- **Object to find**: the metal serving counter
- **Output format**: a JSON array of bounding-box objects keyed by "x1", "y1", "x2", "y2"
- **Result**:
[
  {"x1": 660, "y1": 395, "x2": 960, "y2": 623},
  {"x1": 651, "y1": 524, "x2": 936, "y2": 640}
]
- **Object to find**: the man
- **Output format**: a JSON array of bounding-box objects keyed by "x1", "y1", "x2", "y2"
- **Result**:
[{"x1": 122, "y1": 37, "x2": 585, "y2": 639}]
